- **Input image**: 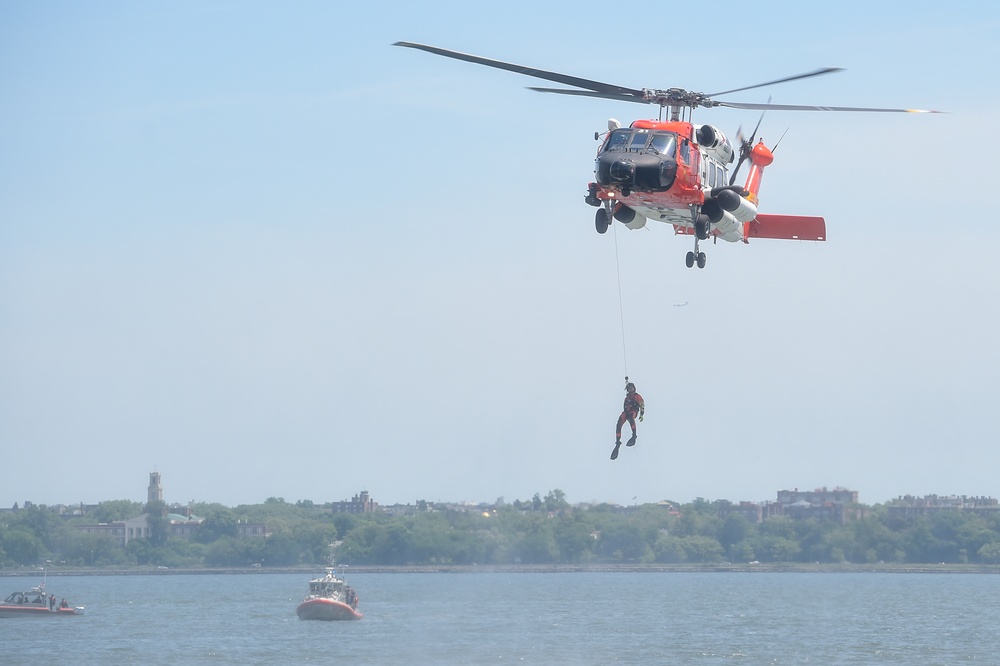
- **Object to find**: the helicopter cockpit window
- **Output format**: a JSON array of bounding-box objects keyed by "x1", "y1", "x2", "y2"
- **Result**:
[
  {"x1": 603, "y1": 129, "x2": 630, "y2": 152},
  {"x1": 603, "y1": 129, "x2": 677, "y2": 156},
  {"x1": 627, "y1": 131, "x2": 650, "y2": 151},
  {"x1": 648, "y1": 133, "x2": 676, "y2": 157}
]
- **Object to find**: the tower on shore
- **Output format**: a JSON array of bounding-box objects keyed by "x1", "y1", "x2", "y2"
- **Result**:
[{"x1": 148, "y1": 472, "x2": 163, "y2": 505}]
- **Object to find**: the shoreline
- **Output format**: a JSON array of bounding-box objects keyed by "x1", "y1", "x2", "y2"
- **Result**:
[{"x1": 4, "y1": 563, "x2": 1000, "y2": 576}]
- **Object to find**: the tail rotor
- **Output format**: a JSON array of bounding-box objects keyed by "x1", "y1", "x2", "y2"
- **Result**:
[{"x1": 729, "y1": 100, "x2": 767, "y2": 186}]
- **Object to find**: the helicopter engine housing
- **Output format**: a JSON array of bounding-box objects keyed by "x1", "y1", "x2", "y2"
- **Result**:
[
  {"x1": 695, "y1": 124, "x2": 735, "y2": 164},
  {"x1": 713, "y1": 209, "x2": 744, "y2": 242},
  {"x1": 714, "y1": 188, "x2": 758, "y2": 223},
  {"x1": 613, "y1": 204, "x2": 647, "y2": 230}
]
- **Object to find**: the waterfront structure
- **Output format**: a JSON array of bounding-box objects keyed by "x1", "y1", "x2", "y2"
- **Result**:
[
  {"x1": 148, "y1": 472, "x2": 163, "y2": 505},
  {"x1": 886, "y1": 494, "x2": 1000, "y2": 521},
  {"x1": 73, "y1": 472, "x2": 266, "y2": 545},
  {"x1": 331, "y1": 490, "x2": 378, "y2": 514},
  {"x1": 715, "y1": 487, "x2": 861, "y2": 525}
]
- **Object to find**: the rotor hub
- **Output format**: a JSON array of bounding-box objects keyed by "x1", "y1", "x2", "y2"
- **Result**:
[{"x1": 641, "y1": 88, "x2": 717, "y2": 109}]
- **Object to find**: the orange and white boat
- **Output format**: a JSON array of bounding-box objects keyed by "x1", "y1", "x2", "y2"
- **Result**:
[
  {"x1": 295, "y1": 567, "x2": 362, "y2": 621},
  {"x1": 0, "y1": 584, "x2": 84, "y2": 618}
]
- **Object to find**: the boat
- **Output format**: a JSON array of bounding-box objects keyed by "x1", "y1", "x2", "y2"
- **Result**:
[
  {"x1": 0, "y1": 584, "x2": 84, "y2": 618},
  {"x1": 296, "y1": 566, "x2": 362, "y2": 621}
]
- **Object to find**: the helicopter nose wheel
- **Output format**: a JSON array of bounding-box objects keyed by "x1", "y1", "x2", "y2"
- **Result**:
[
  {"x1": 687, "y1": 223, "x2": 707, "y2": 269},
  {"x1": 685, "y1": 251, "x2": 707, "y2": 269},
  {"x1": 595, "y1": 207, "x2": 610, "y2": 234}
]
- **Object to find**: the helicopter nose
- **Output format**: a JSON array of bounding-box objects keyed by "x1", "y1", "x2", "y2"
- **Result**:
[
  {"x1": 597, "y1": 154, "x2": 676, "y2": 192},
  {"x1": 609, "y1": 159, "x2": 635, "y2": 183}
]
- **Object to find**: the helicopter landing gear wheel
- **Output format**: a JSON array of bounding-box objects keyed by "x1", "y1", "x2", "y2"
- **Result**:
[
  {"x1": 685, "y1": 251, "x2": 695, "y2": 268},
  {"x1": 595, "y1": 207, "x2": 610, "y2": 234},
  {"x1": 695, "y1": 220, "x2": 709, "y2": 240},
  {"x1": 697, "y1": 252, "x2": 706, "y2": 269}
]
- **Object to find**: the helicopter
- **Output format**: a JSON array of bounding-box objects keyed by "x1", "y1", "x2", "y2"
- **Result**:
[{"x1": 395, "y1": 42, "x2": 940, "y2": 269}]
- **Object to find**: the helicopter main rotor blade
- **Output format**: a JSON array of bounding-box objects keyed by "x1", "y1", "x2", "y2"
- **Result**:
[
  {"x1": 708, "y1": 68, "x2": 843, "y2": 97},
  {"x1": 526, "y1": 87, "x2": 652, "y2": 104},
  {"x1": 394, "y1": 42, "x2": 644, "y2": 99},
  {"x1": 718, "y1": 101, "x2": 943, "y2": 113}
]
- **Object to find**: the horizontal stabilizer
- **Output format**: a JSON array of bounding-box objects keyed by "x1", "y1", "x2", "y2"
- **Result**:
[{"x1": 749, "y1": 214, "x2": 826, "y2": 241}]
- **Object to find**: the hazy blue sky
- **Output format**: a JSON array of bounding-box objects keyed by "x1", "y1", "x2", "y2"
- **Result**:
[{"x1": 2, "y1": 1, "x2": 997, "y2": 509}]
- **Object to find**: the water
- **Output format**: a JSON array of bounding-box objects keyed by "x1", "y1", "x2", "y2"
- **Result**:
[{"x1": 2, "y1": 571, "x2": 998, "y2": 664}]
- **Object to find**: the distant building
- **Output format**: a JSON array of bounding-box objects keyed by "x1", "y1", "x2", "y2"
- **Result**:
[
  {"x1": 73, "y1": 472, "x2": 266, "y2": 544},
  {"x1": 886, "y1": 494, "x2": 1000, "y2": 521},
  {"x1": 715, "y1": 487, "x2": 861, "y2": 525},
  {"x1": 148, "y1": 472, "x2": 163, "y2": 505},
  {"x1": 717, "y1": 500, "x2": 781, "y2": 524},
  {"x1": 237, "y1": 520, "x2": 268, "y2": 538},
  {"x1": 382, "y1": 502, "x2": 427, "y2": 516},
  {"x1": 76, "y1": 521, "x2": 130, "y2": 547},
  {"x1": 773, "y1": 487, "x2": 861, "y2": 525},
  {"x1": 331, "y1": 490, "x2": 378, "y2": 514},
  {"x1": 167, "y1": 510, "x2": 203, "y2": 539},
  {"x1": 782, "y1": 499, "x2": 847, "y2": 523},
  {"x1": 776, "y1": 487, "x2": 858, "y2": 507}
]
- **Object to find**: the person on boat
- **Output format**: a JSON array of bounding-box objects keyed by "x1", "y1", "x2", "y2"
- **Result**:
[
  {"x1": 60, "y1": 598, "x2": 68, "y2": 609},
  {"x1": 611, "y1": 381, "x2": 645, "y2": 461},
  {"x1": 49, "y1": 594, "x2": 56, "y2": 610}
]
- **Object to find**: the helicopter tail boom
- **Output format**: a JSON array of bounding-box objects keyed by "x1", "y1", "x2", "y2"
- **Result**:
[{"x1": 748, "y1": 214, "x2": 826, "y2": 241}]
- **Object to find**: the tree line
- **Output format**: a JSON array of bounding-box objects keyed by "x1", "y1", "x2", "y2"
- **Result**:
[{"x1": 3, "y1": 492, "x2": 1000, "y2": 569}]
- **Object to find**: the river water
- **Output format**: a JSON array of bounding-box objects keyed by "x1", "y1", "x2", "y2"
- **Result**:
[{"x1": 2, "y1": 571, "x2": 998, "y2": 664}]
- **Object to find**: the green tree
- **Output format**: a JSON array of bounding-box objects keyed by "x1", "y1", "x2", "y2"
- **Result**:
[
  {"x1": 262, "y1": 532, "x2": 300, "y2": 566},
  {"x1": 543, "y1": 489, "x2": 569, "y2": 512},
  {"x1": 554, "y1": 513, "x2": 594, "y2": 563},
  {"x1": 652, "y1": 533, "x2": 686, "y2": 563},
  {"x1": 92, "y1": 500, "x2": 144, "y2": 523},
  {"x1": 597, "y1": 522, "x2": 650, "y2": 562},
  {"x1": 57, "y1": 531, "x2": 125, "y2": 566},
  {"x1": 196, "y1": 509, "x2": 239, "y2": 543},
  {"x1": 292, "y1": 523, "x2": 338, "y2": 564},
  {"x1": 10, "y1": 504, "x2": 58, "y2": 551},
  {"x1": 372, "y1": 522, "x2": 413, "y2": 564},
  {"x1": 516, "y1": 517, "x2": 558, "y2": 563},
  {"x1": 754, "y1": 536, "x2": 801, "y2": 562},
  {"x1": 409, "y1": 514, "x2": 454, "y2": 563},
  {"x1": 719, "y1": 514, "x2": 753, "y2": 551},
  {"x1": 904, "y1": 518, "x2": 956, "y2": 563},
  {"x1": 676, "y1": 535, "x2": 724, "y2": 563},
  {"x1": 675, "y1": 500, "x2": 721, "y2": 539},
  {"x1": 1, "y1": 528, "x2": 43, "y2": 565},
  {"x1": 977, "y1": 541, "x2": 1000, "y2": 565},
  {"x1": 144, "y1": 500, "x2": 170, "y2": 547},
  {"x1": 126, "y1": 538, "x2": 154, "y2": 565},
  {"x1": 759, "y1": 516, "x2": 797, "y2": 540}
]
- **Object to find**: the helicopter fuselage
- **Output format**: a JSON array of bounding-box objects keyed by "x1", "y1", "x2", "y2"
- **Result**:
[
  {"x1": 590, "y1": 119, "x2": 737, "y2": 236},
  {"x1": 587, "y1": 118, "x2": 824, "y2": 252}
]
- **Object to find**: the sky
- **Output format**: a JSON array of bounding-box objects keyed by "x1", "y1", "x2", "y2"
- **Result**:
[{"x1": 2, "y1": 1, "x2": 998, "y2": 510}]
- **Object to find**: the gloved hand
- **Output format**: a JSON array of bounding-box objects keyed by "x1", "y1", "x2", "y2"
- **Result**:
[{"x1": 639, "y1": 414, "x2": 644, "y2": 422}]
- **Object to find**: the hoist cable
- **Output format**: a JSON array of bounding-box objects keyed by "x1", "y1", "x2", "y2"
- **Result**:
[{"x1": 611, "y1": 218, "x2": 629, "y2": 379}]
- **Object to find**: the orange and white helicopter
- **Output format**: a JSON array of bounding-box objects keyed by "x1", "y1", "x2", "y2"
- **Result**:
[{"x1": 395, "y1": 42, "x2": 940, "y2": 268}]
